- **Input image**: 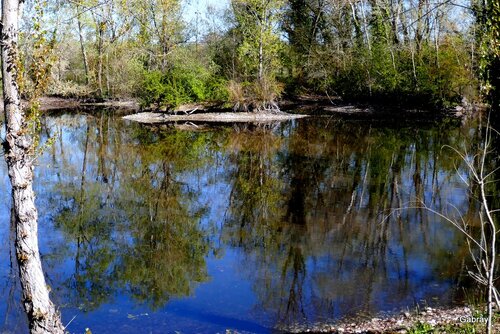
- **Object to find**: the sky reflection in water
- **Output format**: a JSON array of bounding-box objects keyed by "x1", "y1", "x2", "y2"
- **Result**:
[{"x1": 0, "y1": 112, "x2": 481, "y2": 333}]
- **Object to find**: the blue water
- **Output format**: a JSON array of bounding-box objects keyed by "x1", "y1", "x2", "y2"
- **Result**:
[{"x1": 0, "y1": 112, "x2": 480, "y2": 333}]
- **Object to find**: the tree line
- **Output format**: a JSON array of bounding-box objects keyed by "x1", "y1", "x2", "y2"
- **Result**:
[{"x1": 16, "y1": 0, "x2": 498, "y2": 110}]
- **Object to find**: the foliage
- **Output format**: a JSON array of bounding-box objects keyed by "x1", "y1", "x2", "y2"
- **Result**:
[
  {"x1": 228, "y1": 0, "x2": 285, "y2": 110},
  {"x1": 305, "y1": 38, "x2": 477, "y2": 108},
  {"x1": 128, "y1": 0, "x2": 185, "y2": 71},
  {"x1": 408, "y1": 320, "x2": 484, "y2": 334},
  {"x1": 28, "y1": 0, "x2": 499, "y2": 109},
  {"x1": 139, "y1": 49, "x2": 228, "y2": 109},
  {"x1": 24, "y1": 1, "x2": 56, "y2": 101},
  {"x1": 475, "y1": 0, "x2": 500, "y2": 110},
  {"x1": 280, "y1": 0, "x2": 479, "y2": 108},
  {"x1": 407, "y1": 322, "x2": 435, "y2": 334}
]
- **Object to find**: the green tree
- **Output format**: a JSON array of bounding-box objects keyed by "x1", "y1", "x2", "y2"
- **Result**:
[
  {"x1": 231, "y1": 0, "x2": 285, "y2": 111},
  {"x1": 476, "y1": 0, "x2": 500, "y2": 113},
  {"x1": 282, "y1": 0, "x2": 328, "y2": 88},
  {"x1": 122, "y1": 0, "x2": 185, "y2": 72}
]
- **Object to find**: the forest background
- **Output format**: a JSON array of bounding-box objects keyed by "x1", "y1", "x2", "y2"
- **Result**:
[{"x1": 13, "y1": 0, "x2": 498, "y2": 113}]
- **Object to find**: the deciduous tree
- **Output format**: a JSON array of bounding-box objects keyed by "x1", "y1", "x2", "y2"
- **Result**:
[{"x1": 1, "y1": 0, "x2": 64, "y2": 333}]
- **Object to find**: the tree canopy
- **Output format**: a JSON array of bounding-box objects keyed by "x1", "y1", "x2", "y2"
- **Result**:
[{"x1": 15, "y1": 0, "x2": 500, "y2": 110}]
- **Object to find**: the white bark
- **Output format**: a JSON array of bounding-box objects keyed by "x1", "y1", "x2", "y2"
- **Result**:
[
  {"x1": 479, "y1": 126, "x2": 497, "y2": 334},
  {"x1": 1, "y1": 0, "x2": 65, "y2": 333}
]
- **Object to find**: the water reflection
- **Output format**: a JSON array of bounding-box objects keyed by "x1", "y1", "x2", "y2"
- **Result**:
[
  {"x1": 221, "y1": 119, "x2": 476, "y2": 328},
  {"x1": 0, "y1": 112, "x2": 485, "y2": 333},
  {"x1": 47, "y1": 114, "x2": 212, "y2": 311}
]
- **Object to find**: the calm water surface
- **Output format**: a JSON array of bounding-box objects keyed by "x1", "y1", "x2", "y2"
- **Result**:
[{"x1": 0, "y1": 112, "x2": 483, "y2": 333}]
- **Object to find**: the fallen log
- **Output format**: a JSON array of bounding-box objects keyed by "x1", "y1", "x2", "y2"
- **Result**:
[{"x1": 123, "y1": 111, "x2": 309, "y2": 124}]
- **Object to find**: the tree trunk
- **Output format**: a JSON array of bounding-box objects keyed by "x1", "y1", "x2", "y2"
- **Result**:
[
  {"x1": 258, "y1": 24, "x2": 264, "y2": 81},
  {"x1": 1, "y1": 1, "x2": 65, "y2": 333},
  {"x1": 76, "y1": 2, "x2": 90, "y2": 85},
  {"x1": 398, "y1": 0, "x2": 409, "y2": 44},
  {"x1": 416, "y1": 0, "x2": 425, "y2": 51},
  {"x1": 360, "y1": 0, "x2": 371, "y2": 52},
  {"x1": 97, "y1": 22, "x2": 105, "y2": 96}
]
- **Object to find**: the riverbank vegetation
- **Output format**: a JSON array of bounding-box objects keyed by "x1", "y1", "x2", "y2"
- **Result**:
[{"x1": 20, "y1": 0, "x2": 498, "y2": 112}]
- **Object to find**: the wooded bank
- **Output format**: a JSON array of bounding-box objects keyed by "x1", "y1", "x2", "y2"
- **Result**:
[{"x1": 11, "y1": 0, "x2": 498, "y2": 114}]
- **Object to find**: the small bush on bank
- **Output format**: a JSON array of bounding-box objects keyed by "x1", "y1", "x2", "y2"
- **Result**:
[
  {"x1": 227, "y1": 80, "x2": 247, "y2": 111},
  {"x1": 408, "y1": 321, "x2": 483, "y2": 334},
  {"x1": 139, "y1": 48, "x2": 228, "y2": 110},
  {"x1": 227, "y1": 79, "x2": 283, "y2": 112},
  {"x1": 47, "y1": 80, "x2": 95, "y2": 98},
  {"x1": 139, "y1": 68, "x2": 228, "y2": 110}
]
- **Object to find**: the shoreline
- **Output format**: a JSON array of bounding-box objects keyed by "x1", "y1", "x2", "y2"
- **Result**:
[
  {"x1": 0, "y1": 96, "x2": 482, "y2": 120},
  {"x1": 282, "y1": 305, "x2": 497, "y2": 333},
  {"x1": 0, "y1": 97, "x2": 141, "y2": 113}
]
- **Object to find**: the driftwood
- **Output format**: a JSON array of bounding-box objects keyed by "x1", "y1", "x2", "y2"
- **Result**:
[
  {"x1": 174, "y1": 103, "x2": 206, "y2": 115},
  {"x1": 123, "y1": 111, "x2": 309, "y2": 124}
]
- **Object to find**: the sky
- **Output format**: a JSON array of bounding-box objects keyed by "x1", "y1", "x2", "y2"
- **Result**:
[
  {"x1": 183, "y1": 0, "x2": 230, "y2": 41},
  {"x1": 183, "y1": 0, "x2": 230, "y2": 23}
]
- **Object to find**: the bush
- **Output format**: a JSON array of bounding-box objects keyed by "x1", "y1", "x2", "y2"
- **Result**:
[
  {"x1": 139, "y1": 48, "x2": 228, "y2": 110},
  {"x1": 139, "y1": 67, "x2": 228, "y2": 110},
  {"x1": 47, "y1": 80, "x2": 95, "y2": 98},
  {"x1": 227, "y1": 79, "x2": 283, "y2": 112},
  {"x1": 301, "y1": 36, "x2": 478, "y2": 108}
]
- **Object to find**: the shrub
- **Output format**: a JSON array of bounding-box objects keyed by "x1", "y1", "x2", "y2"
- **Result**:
[
  {"x1": 138, "y1": 69, "x2": 228, "y2": 110},
  {"x1": 139, "y1": 56, "x2": 228, "y2": 110},
  {"x1": 47, "y1": 80, "x2": 95, "y2": 98},
  {"x1": 227, "y1": 79, "x2": 283, "y2": 112},
  {"x1": 227, "y1": 80, "x2": 248, "y2": 111}
]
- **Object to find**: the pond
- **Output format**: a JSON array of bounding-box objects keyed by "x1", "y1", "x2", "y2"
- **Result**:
[{"x1": 0, "y1": 111, "x2": 485, "y2": 333}]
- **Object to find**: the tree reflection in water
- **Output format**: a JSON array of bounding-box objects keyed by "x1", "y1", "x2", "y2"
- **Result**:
[
  {"x1": 46, "y1": 114, "x2": 213, "y2": 311},
  {"x1": 1, "y1": 113, "x2": 485, "y2": 332},
  {"x1": 221, "y1": 119, "x2": 480, "y2": 328}
]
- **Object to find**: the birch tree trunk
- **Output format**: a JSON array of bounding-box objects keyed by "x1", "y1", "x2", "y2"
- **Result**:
[{"x1": 1, "y1": 0, "x2": 65, "y2": 333}]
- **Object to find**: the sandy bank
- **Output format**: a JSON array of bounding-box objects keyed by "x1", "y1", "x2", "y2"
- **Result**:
[
  {"x1": 283, "y1": 306, "x2": 496, "y2": 333},
  {"x1": 122, "y1": 111, "x2": 309, "y2": 124}
]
